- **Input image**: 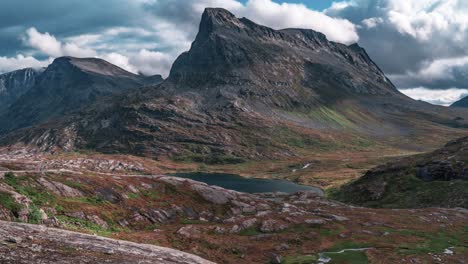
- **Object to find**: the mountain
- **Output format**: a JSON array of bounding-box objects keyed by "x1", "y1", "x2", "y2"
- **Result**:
[
  {"x1": 451, "y1": 95, "x2": 468, "y2": 108},
  {"x1": 0, "y1": 68, "x2": 43, "y2": 111},
  {"x1": 0, "y1": 57, "x2": 163, "y2": 133},
  {"x1": 333, "y1": 136, "x2": 468, "y2": 208},
  {"x1": 1, "y1": 8, "x2": 468, "y2": 158}
]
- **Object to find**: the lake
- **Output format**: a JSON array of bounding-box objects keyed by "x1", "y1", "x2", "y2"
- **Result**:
[{"x1": 171, "y1": 172, "x2": 323, "y2": 195}]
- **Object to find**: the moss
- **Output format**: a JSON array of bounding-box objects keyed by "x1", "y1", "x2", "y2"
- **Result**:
[
  {"x1": 0, "y1": 191, "x2": 22, "y2": 216},
  {"x1": 321, "y1": 250, "x2": 369, "y2": 264},
  {"x1": 382, "y1": 228, "x2": 468, "y2": 255},
  {"x1": 126, "y1": 193, "x2": 140, "y2": 199},
  {"x1": 238, "y1": 226, "x2": 262, "y2": 236},
  {"x1": 4, "y1": 172, "x2": 20, "y2": 187},
  {"x1": 281, "y1": 255, "x2": 318, "y2": 264},
  {"x1": 27, "y1": 204, "x2": 43, "y2": 224}
]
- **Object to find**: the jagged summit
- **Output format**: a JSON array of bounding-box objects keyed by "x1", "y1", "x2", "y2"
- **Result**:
[{"x1": 170, "y1": 7, "x2": 399, "y2": 98}]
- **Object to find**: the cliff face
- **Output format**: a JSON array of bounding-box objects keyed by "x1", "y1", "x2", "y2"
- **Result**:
[
  {"x1": 169, "y1": 8, "x2": 401, "y2": 103},
  {"x1": 0, "y1": 68, "x2": 43, "y2": 111}
]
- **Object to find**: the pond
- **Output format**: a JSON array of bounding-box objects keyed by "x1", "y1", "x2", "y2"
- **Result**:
[{"x1": 171, "y1": 172, "x2": 323, "y2": 195}]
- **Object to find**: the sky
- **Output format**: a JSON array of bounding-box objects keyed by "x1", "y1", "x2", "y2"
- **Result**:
[{"x1": 1, "y1": 0, "x2": 467, "y2": 106}]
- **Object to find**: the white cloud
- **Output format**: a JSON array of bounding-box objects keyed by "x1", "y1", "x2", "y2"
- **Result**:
[
  {"x1": 362, "y1": 17, "x2": 384, "y2": 29},
  {"x1": 389, "y1": 56, "x2": 468, "y2": 88},
  {"x1": 129, "y1": 49, "x2": 173, "y2": 76},
  {"x1": 399, "y1": 87, "x2": 468, "y2": 106},
  {"x1": 237, "y1": 0, "x2": 359, "y2": 44},
  {"x1": 24, "y1": 27, "x2": 97, "y2": 58},
  {"x1": 24, "y1": 28, "x2": 62, "y2": 57},
  {"x1": 21, "y1": 27, "x2": 174, "y2": 77},
  {"x1": 0, "y1": 54, "x2": 50, "y2": 73}
]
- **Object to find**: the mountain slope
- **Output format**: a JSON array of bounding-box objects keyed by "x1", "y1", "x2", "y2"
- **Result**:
[
  {"x1": 0, "y1": 57, "x2": 163, "y2": 133},
  {"x1": 0, "y1": 68, "x2": 43, "y2": 111},
  {"x1": 451, "y1": 95, "x2": 468, "y2": 108},
  {"x1": 333, "y1": 136, "x2": 468, "y2": 208},
  {"x1": 1, "y1": 8, "x2": 468, "y2": 158}
]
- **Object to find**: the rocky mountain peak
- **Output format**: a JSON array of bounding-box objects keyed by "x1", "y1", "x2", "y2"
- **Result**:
[
  {"x1": 48, "y1": 56, "x2": 137, "y2": 78},
  {"x1": 199, "y1": 8, "x2": 244, "y2": 33}
]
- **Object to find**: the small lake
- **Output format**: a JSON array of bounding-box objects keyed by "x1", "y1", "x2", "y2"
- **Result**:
[{"x1": 171, "y1": 173, "x2": 323, "y2": 195}]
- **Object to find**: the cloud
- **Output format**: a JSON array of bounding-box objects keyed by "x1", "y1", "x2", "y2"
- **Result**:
[
  {"x1": 22, "y1": 27, "x2": 174, "y2": 77},
  {"x1": 239, "y1": 0, "x2": 359, "y2": 44},
  {"x1": 24, "y1": 27, "x2": 97, "y2": 58},
  {"x1": 326, "y1": 0, "x2": 468, "y2": 91},
  {"x1": 0, "y1": 54, "x2": 50, "y2": 73},
  {"x1": 399, "y1": 87, "x2": 468, "y2": 106},
  {"x1": 144, "y1": 0, "x2": 359, "y2": 45},
  {"x1": 362, "y1": 17, "x2": 383, "y2": 29}
]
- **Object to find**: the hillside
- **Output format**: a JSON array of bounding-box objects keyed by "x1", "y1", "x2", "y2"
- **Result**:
[
  {"x1": 451, "y1": 95, "x2": 468, "y2": 108},
  {"x1": 333, "y1": 136, "x2": 468, "y2": 208}
]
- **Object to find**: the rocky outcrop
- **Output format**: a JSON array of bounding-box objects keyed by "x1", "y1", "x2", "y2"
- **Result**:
[
  {"x1": 37, "y1": 177, "x2": 83, "y2": 197},
  {"x1": 0, "y1": 221, "x2": 214, "y2": 264}
]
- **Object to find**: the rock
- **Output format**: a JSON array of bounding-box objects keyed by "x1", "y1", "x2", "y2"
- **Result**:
[
  {"x1": 270, "y1": 253, "x2": 282, "y2": 264},
  {"x1": 0, "y1": 220, "x2": 214, "y2": 263},
  {"x1": 241, "y1": 218, "x2": 257, "y2": 229},
  {"x1": 37, "y1": 178, "x2": 83, "y2": 197},
  {"x1": 39, "y1": 208, "x2": 48, "y2": 221},
  {"x1": 65, "y1": 211, "x2": 86, "y2": 220},
  {"x1": 304, "y1": 219, "x2": 325, "y2": 225},
  {"x1": 230, "y1": 225, "x2": 242, "y2": 233},
  {"x1": 274, "y1": 243, "x2": 290, "y2": 251},
  {"x1": 177, "y1": 225, "x2": 202, "y2": 239},
  {"x1": 214, "y1": 226, "x2": 227, "y2": 234},
  {"x1": 5, "y1": 236, "x2": 22, "y2": 244},
  {"x1": 190, "y1": 184, "x2": 235, "y2": 204},
  {"x1": 260, "y1": 220, "x2": 289, "y2": 233},
  {"x1": 86, "y1": 215, "x2": 108, "y2": 229}
]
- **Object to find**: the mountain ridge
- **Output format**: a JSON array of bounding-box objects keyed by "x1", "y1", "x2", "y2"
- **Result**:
[
  {"x1": 0, "y1": 56, "x2": 163, "y2": 134},
  {"x1": 1, "y1": 8, "x2": 467, "y2": 160}
]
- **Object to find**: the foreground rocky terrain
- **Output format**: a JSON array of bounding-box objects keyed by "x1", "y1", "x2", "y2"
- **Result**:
[
  {"x1": 334, "y1": 136, "x2": 468, "y2": 208},
  {"x1": 0, "y1": 221, "x2": 214, "y2": 264},
  {"x1": 0, "y1": 150, "x2": 466, "y2": 263}
]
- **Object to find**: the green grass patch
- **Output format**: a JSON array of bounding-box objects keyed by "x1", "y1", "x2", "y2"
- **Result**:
[
  {"x1": 281, "y1": 255, "x2": 318, "y2": 264},
  {"x1": 180, "y1": 219, "x2": 206, "y2": 225},
  {"x1": 63, "y1": 181, "x2": 85, "y2": 190},
  {"x1": 238, "y1": 226, "x2": 262, "y2": 236},
  {"x1": 321, "y1": 250, "x2": 369, "y2": 264},
  {"x1": 0, "y1": 191, "x2": 22, "y2": 216},
  {"x1": 386, "y1": 229, "x2": 467, "y2": 255},
  {"x1": 27, "y1": 204, "x2": 43, "y2": 224},
  {"x1": 126, "y1": 193, "x2": 140, "y2": 199}
]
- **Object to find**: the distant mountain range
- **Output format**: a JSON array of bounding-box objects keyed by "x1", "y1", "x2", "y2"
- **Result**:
[
  {"x1": 0, "y1": 57, "x2": 162, "y2": 133},
  {"x1": 0, "y1": 8, "x2": 467, "y2": 158}
]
